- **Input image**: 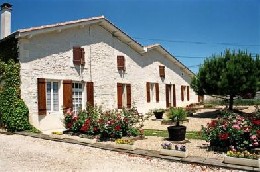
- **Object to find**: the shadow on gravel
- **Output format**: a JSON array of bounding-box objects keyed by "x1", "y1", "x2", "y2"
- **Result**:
[{"x1": 189, "y1": 110, "x2": 221, "y2": 119}]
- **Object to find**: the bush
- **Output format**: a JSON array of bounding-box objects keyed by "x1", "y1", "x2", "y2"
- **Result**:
[
  {"x1": 201, "y1": 111, "x2": 259, "y2": 151},
  {"x1": 0, "y1": 87, "x2": 31, "y2": 132},
  {"x1": 64, "y1": 105, "x2": 141, "y2": 139}
]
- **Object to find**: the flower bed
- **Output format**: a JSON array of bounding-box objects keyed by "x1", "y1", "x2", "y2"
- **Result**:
[
  {"x1": 201, "y1": 111, "x2": 260, "y2": 151},
  {"x1": 64, "y1": 105, "x2": 143, "y2": 140},
  {"x1": 224, "y1": 150, "x2": 259, "y2": 167},
  {"x1": 114, "y1": 139, "x2": 135, "y2": 150}
]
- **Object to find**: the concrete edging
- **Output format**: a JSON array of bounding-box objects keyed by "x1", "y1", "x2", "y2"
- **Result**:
[{"x1": 0, "y1": 131, "x2": 259, "y2": 172}]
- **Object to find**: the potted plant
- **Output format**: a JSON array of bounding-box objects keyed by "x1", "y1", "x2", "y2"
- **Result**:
[
  {"x1": 166, "y1": 107, "x2": 188, "y2": 141},
  {"x1": 153, "y1": 108, "x2": 165, "y2": 119}
]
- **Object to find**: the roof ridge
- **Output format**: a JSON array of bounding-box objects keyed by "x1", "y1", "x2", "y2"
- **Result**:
[{"x1": 17, "y1": 15, "x2": 105, "y2": 33}]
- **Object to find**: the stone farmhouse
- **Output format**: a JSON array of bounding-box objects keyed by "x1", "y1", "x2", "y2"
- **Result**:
[{"x1": 0, "y1": 3, "x2": 202, "y2": 131}]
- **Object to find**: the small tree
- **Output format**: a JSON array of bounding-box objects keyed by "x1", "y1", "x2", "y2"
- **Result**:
[{"x1": 191, "y1": 50, "x2": 259, "y2": 110}]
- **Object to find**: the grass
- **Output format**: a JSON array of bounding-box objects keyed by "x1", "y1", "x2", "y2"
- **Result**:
[{"x1": 144, "y1": 129, "x2": 203, "y2": 140}]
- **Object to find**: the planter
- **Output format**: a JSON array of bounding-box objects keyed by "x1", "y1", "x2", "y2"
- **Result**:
[
  {"x1": 223, "y1": 155, "x2": 259, "y2": 167},
  {"x1": 167, "y1": 125, "x2": 186, "y2": 141},
  {"x1": 154, "y1": 112, "x2": 164, "y2": 119},
  {"x1": 113, "y1": 144, "x2": 135, "y2": 150},
  {"x1": 160, "y1": 149, "x2": 188, "y2": 158}
]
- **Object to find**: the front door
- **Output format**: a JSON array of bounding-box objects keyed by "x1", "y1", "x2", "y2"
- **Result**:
[{"x1": 166, "y1": 84, "x2": 176, "y2": 108}]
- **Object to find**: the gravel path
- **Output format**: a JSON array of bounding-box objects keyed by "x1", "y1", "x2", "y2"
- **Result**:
[{"x1": 0, "y1": 134, "x2": 243, "y2": 172}]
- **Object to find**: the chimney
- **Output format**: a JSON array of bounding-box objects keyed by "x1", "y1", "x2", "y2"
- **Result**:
[{"x1": 1, "y1": 3, "x2": 12, "y2": 39}]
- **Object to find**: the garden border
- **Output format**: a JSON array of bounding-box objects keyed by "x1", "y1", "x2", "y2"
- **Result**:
[{"x1": 0, "y1": 131, "x2": 259, "y2": 172}]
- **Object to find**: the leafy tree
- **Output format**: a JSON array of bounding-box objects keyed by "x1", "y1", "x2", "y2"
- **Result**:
[{"x1": 191, "y1": 50, "x2": 259, "y2": 110}]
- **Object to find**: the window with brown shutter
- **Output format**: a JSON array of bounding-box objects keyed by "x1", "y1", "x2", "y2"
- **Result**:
[
  {"x1": 73, "y1": 47, "x2": 85, "y2": 65},
  {"x1": 37, "y1": 78, "x2": 46, "y2": 115},
  {"x1": 187, "y1": 86, "x2": 190, "y2": 101},
  {"x1": 165, "y1": 84, "x2": 171, "y2": 108},
  {"x1": 181, "y1": 85, "x2": 185, "y2": 101},
  {"x1": 146, "y1": 82, "x2": 151, "y2": 103},
  {"x1": 117, "y1": 83, "x2": 123, "y2": 109},
  {"x1": 117, "y1": 56, "x2": 125, "y2": 71},
  {"x1": 126, "y1": 84, "x2": 131, "y2": 108},
  {"x1": 63, "y1": 80, "x2": 73, "y2": 110},
  {"x1": 87, "y1": 82, "x2": 94, "y2": 106},
  {"x1": 155, "y1": 83, "x2": 159, "y2": 102},
  {"x1": 159, "y1": 66, "x2": 165, "y2": 78},
  {"x1": 172, "y1": 84, "x2": 176, "y2": 107}
]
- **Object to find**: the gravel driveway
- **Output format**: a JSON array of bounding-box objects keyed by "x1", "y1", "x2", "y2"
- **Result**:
[{"x1": 0, "y1": 134, "x2": 244, "y2": 172}]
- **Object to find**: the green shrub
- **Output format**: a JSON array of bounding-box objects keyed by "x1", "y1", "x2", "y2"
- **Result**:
[
  {"x1": 0, "y1": 87, "x2": 31, "y2": 132},
  {"x1": 64, "y1": 105, "x2": 142, "y2": 139}
]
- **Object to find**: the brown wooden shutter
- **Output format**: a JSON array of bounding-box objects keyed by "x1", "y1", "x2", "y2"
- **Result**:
[
  {"x1": 126, "y1": 84, "x2": 131, "y2": 108},
  {"x1": 187, "y1": 86, "x2": 190, "y2": 101},
  {"x1": 87, "y1": 82, "x2": 94, "y2": 106},
  {"x1": 166, "y1": 84, "x2": 170, "y2": 108},
  {"x1": 159, "y1": 66, "x2": 165, "y2": 77},
  {"x1": 146, "y1": 82, "x2": 150, "y2": 103},
  {"x1": 155, "y1": 83, "x2": 159, "y2": 102},
  {"x1": 117, "y1": 56, "x2": 125, "y2": 70},
  {"x1": 117, "y1": 83, "x2": 123, "y2": 109},
  {"x1": 63, "y1": 80, "x2": 72, "y2": 110},
  {"x1": 73, "y1": 47, "x2": 81, "y2": 65},
  {"x1": 37, "y1": 78, "x2": 46, "y2": 115},
  {"x1": 172, "y1": 84, "x2": 176, "y2": 107},
  {"x1": 181, "y1": 85, "x2": 185, "y2": 101}
]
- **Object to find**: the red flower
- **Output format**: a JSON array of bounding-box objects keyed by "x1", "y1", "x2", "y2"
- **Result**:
[
  {"x1": 252, "y1": 120, "x2": 260, "y2": 126},
  {"x1": 208, "y1": 120, "x2": 217, "y2": 128},
  {"x1": 66, "y1": 122, "x2": 72, "y2": 129},
  {"x1": 219, "y1": 133, "x2": 229, "y2": 140},
  {"x1": 115, "y1": 125, "x2": 121, "y2": 131}
]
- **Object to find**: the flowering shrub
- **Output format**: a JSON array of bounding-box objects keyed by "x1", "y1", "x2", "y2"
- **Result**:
[
  {"x1": 64, "y1": 105, "x2": 142, "y2": 139},
  {"x1": 201, "y1": 111, "x2": 260, "y2": 151}
]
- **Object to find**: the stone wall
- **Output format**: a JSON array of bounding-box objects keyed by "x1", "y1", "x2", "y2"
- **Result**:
[{"x1": 18, "y1": 24, "x2": 198, "y2": 131}]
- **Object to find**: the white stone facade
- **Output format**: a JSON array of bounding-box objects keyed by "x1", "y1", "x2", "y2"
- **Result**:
[{"x1": 17, "y1": 18, "x2": 198, "y2": 131}]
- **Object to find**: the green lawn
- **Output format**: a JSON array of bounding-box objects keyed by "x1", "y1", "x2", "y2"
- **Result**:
[{"x1": 144, "y1": 129, "x2": 203, "y2": 140}]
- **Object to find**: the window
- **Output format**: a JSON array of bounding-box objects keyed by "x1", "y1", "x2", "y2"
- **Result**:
[
  {"x1": 117, "y1": 56, "x2": 125, "y2": 71},
  {"x1": 159, "y1": 65, "x2": 165, "y2": 78},
  {"x1": 46, "y1": 81, "x2": 59, "y2": 112},
  {"x1": 146, "y1": 82, "x2": 159, "y2": 103},
  {"x1": 72, "y1": 82, "x2": 83, "y2": 114},
  {"x1": 73, "y1": 46, "x2": 85, "y2": 65},
  {"x1": 117, "y1": 83, "x2": 131, "y2": 109}
]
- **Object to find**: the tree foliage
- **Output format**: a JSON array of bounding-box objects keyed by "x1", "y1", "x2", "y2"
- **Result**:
[{"x1": 191, "y1": 50, "x2": 259, "y2": 109}]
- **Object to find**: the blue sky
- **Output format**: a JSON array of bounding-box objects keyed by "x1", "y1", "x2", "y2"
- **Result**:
[{"x1": 4, "y1": 0, "x2": 260, "y2": 73}]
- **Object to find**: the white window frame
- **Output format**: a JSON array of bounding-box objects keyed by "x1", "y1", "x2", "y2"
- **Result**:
[
  {"x1": 72, "y1": 82, "x2": 84, "y2": 114},
  {"x1": 122, "y1": 84, "x2": 127, "y2": 108},
  {"x1": 46, "y1": 80, "x2": 60, "y2": 112}
]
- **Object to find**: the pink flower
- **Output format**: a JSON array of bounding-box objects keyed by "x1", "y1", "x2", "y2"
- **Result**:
[
  {"x1": 253, "y1": 142, "x2": 259, "y2": 146},
  {"x1": 232, "y1": 125, "x2": 240, "y2": 130},
  {"x1": 251, "y1": 135, "x2": 257, "y2": 140}
]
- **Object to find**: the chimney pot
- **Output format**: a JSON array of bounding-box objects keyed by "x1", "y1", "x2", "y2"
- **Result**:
[{"x1": 1, "y1": 3, "x2": 12, "y2": 11}]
